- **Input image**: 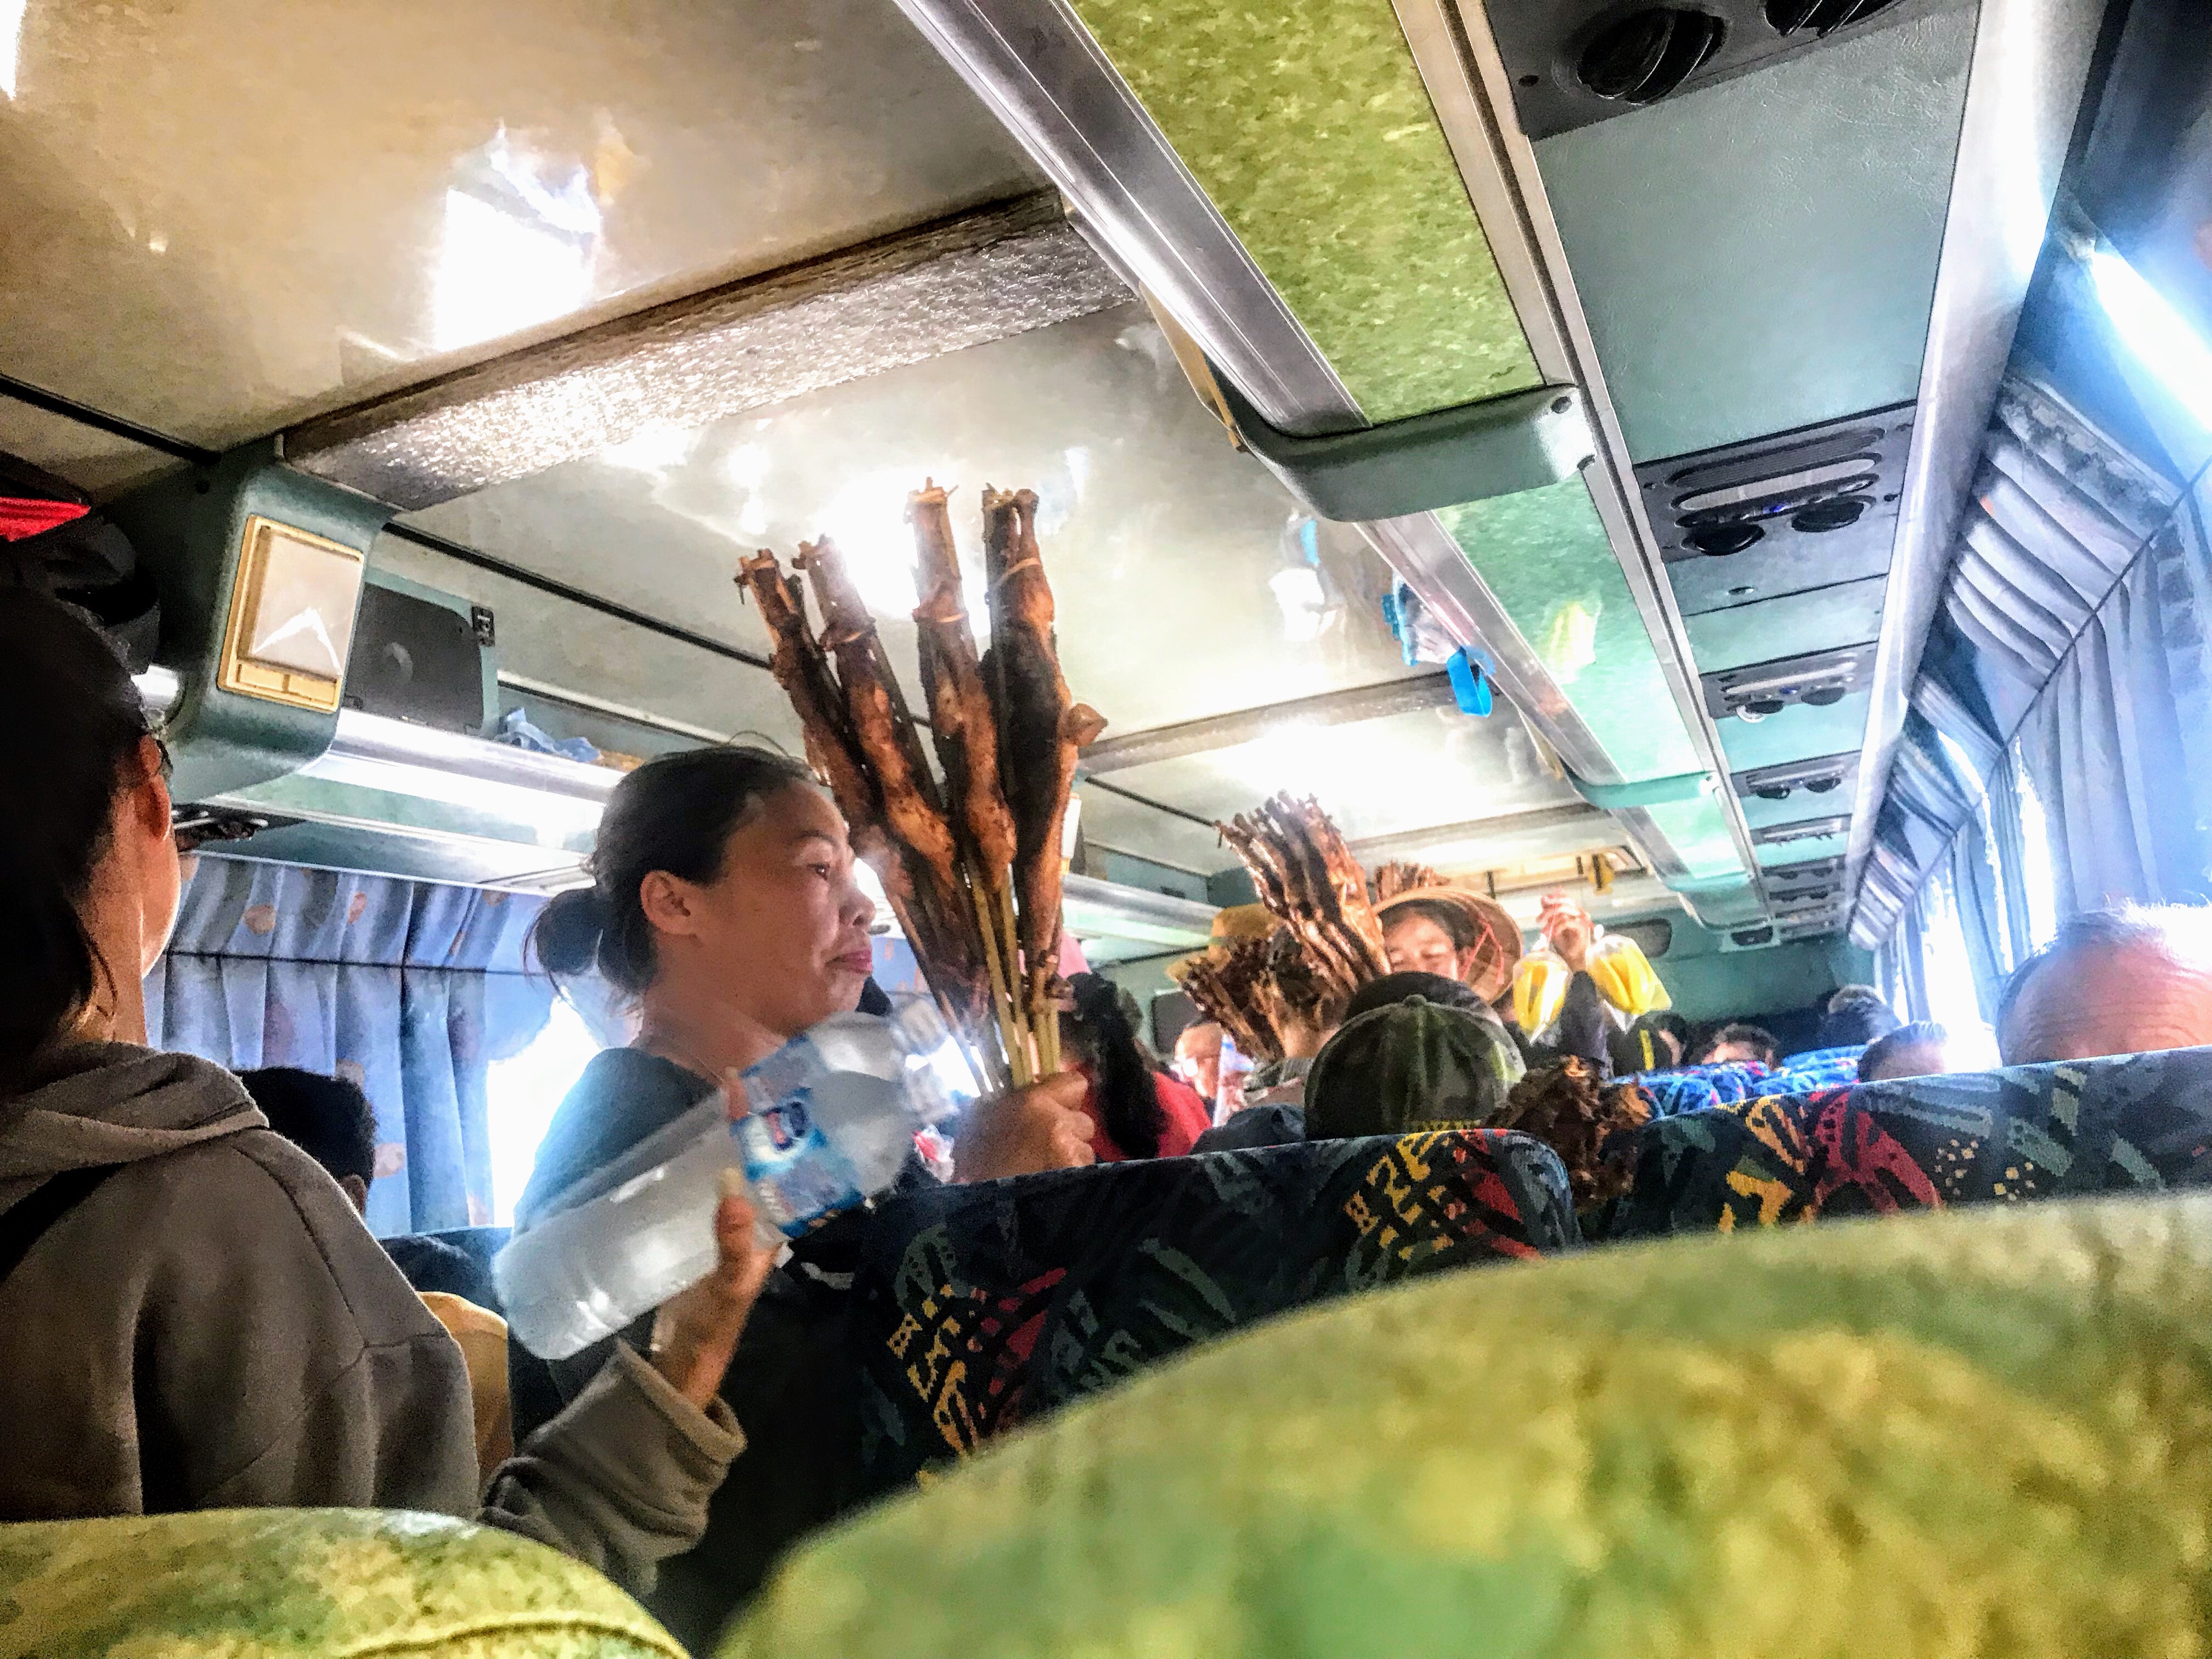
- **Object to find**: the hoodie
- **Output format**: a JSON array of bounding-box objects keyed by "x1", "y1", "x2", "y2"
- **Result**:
[{"x1": 0, "y1": 1043, "x2": 742, "y2": 1594}]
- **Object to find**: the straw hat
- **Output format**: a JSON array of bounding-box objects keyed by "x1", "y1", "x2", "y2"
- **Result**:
[{"x1": 1374, "y1": 884, "x2": 1526, "y2": 1002}]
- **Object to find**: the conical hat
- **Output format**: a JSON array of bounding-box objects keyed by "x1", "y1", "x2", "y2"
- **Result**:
[{"x1": 1375, "y1": 884, "x2": 1525, "y2": 1000}]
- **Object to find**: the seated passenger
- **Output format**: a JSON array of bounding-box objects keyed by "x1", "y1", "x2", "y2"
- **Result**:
[
  {"x1": 1302, "y1": 993, "x2": 1525, "y2": 1141},
  {"x1": 1612, "y1": 1009, "x2": 1692, "y2": 1074},
  {"x1": 1062, "y1": 973, "x2": 1211, "y2": 1161},
  {"x1": 1857, "y1": 1022, "x2": 1955, "y2": 1082},
  {"x1": 1819, "y1": 983, "x2": 1903, "y2": 1048},
  {"x1": 1997, "y1": 905, "x2": 2212, "y2": 1063},
  {"x1": 241, "y1": 1065, "x2": 514, "y2": 1481},
  {"x1": 1697, "y1": 1022, "x2": 1780, "y2": 1068},
  {"x1": 518, "y1": 746, "x2": 1093, "y2": 1225},
  {"x1": 0, "y1": 592, "x2": 766, "y2": 1592}
]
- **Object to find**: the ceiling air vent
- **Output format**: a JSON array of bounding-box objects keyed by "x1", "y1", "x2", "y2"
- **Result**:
[
  {"x1": 1765, "y1": 854, "x2": 1844, "y2": 885},
  {"x1": 1765, "y1": 0, "x2": 1901, "y2": 37},
  {"x1": 1639, "y1": 405, "x2": 1913, "y2": 616},
  {"x1": 1731, "y1": 751, "x2": 1859, "y2": 803},
  {"x1": 1577, "y1": 9, "x2": 1725, "y2": 104},
  {"x1": 1701, "y1": 642, "x2": 1877, "y2": 721},
  {"x1": 1492, "y1": 0, "x2": 1944, "y2": 138},
  {"x1": 1752, "y1": 814, "x2": 1850, "y2": 847},
  {"x1": 1730, "y1": 925, "x2": 1777, "y2": 948}
]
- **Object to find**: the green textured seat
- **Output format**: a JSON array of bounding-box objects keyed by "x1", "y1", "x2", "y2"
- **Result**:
[
  {"x1": 0, "y1": 1509, "x2": 685, "y2": 1658},
  {"x1": 723, "y1": 1195, "x2": 2212, "y2": 1658}
]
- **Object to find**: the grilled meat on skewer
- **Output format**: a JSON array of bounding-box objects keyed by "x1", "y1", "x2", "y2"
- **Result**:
[
  {"x1": 909, "y1": 484, "x2": 1018, "y2": 880},
  {"x1": 736, "y1": 551, "x2": 879, "y2": 839},
  {"x1": 1370, "y1": 861, "x2": 1441, "y2": 904},
  {"x1": 1173, "y1": 936, "x2": 1281, "y2": 1064}
]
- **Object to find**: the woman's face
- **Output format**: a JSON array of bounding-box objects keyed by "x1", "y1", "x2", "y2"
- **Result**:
[
  {"x1": 1383, "y1": 913, "x2": 1470, "y2": 983},
  {"x1": 651, "y1": 782, "x2": 879, "y2": 1039}
]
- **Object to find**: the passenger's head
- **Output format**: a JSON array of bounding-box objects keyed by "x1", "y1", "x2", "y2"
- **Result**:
[
  {"x1": 1304, "y1": 995, "x2": 1526, "y2": 1139},
  {"x1": 532, "y1": 746, "x2": 876, "y2": 1040},
  {"x1": 1857, "y1": 1022, "x2": 1954, "y2": 1082},
  {"x1": 0, "y1": 591, "x2": 176, "y2": 1089},
  {"x1": 1615, "y1": 1009, "x2": 1692, "y2": 1073},
  {"x1": 240, "y1": 1066, "x2": 377, "y2": 1214},
  {"x1": 1996, "y1": 905, "x2": 2212, "y2": 1064},
  {"x1": 1699, "y1": 1022, "x2": 1779, "y2": 1068},
  {"x1": 1172, "y1": 1020, "x2": 1223, "y2": 1100},
  {"x1": 1378, "y1": 894, "x2": 1519, "y2": 1001},
  {"x1": 1063, "y1": 972, "x2": 1167, "y2": 1159},
  {"x1": 1819, "y1": 984, "x2": 1903, "y2": 1049}
]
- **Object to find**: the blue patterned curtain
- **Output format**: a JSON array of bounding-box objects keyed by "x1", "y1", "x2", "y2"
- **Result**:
[{"x1": 144, "y1": 857, "x2": 556, "y2": 1236}]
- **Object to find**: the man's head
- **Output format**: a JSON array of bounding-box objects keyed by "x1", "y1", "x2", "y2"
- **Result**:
[
  {"x1": 239, "y1": 1066, "x2": 377, "y2": 1215},
  {"x1": 1996, "y1": 905, "x2": 2212, "y2": 1064},
  {"x1": 1304, "y1": 996, "x2": 1526, "y2": 1140},
  {"x1": 1819, "y1": 984, "x2": 1903, "y2": 1049},
  {"x1": 1173, "y1": 1020, "x2": 1224, "y2": 1101},
  {"x1": 1698, "y1": 1023, "x2": 1779, "y2": 1068},
  {"x1": 1858, "y1": 1020, "x2": 1953, "y2": 1082}
]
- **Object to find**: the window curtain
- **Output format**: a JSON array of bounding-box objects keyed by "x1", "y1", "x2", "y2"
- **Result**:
[{"x1": 144, "y1": 856, "x2": 556, "y2": 1237}]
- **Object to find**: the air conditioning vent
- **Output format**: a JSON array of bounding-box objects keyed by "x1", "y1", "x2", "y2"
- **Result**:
[
  {"x1": 1765, "y1": 0, "x2": 1900, "y2": 38},
  {"x1": 1493, "y1": 0, "x2": 1940, "y2": 138},
  {"x1": 1753, "y1": 814, "x2": 1850, "y2": 845},
  {"x1": 1702, "y1": 642, "x2": 1877, "y2": 721},
  {"x1": 1643, "y1": 406, "x2": 1912, "y2": 617},
  {"x1": 1577, "y1": 9, "x2": 1725, "y2": 103},
  {"x1": 1730, "y1": 925, "x2": 1776, "y2": 947},
  {"x1": 1733, "y1": 751, "x2": 1860, "y2": 802},
  {"x1": 1765, "y1": 854, "x2": 1844, "y2": 885}
]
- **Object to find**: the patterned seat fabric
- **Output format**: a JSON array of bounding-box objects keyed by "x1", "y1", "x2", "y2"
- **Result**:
[
  {"x1": 798, "y1": 1128, "x2": 1576, "y2": 1479},
  {"x1": 1771, "y1": 1045, "x2": 1868, "y2": 1091},
  {"x1": 1598, "y1": 1045, "x2": 2212, "y2": 1239},
  {"x1": 0, "y1": 1509, "x2": 684, "y2": 1658},
  {"x1": 1631, "y1": 1060, "x2": 1778, "y2": 1118}
]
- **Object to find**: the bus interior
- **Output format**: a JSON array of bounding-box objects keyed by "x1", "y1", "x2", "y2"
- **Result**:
[{"x1": 4, "y1": 0, "x2": 2212, "y2": 1648}]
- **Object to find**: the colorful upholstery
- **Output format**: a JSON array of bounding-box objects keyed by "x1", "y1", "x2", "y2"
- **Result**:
[
  {"x1": 1630, "y1": 1060, "x2": 1776, "y2": 1117},
  {"x1": 1773, "y1": 1045, "x2": 1868, "y2": 1090},
  {"x1": 720, "y1": 1192, "x2": 2212, "y2": 1658},
  {"x1": 1599, "y1": 1045, "x2": 2212, "y2": 1239},
  {"x1": 0, "y1": 1509, "x2": 684, "y2": 1658},
  {"x1": 803, "y1": 1127, "x2": 1576, "y2": 1475}
]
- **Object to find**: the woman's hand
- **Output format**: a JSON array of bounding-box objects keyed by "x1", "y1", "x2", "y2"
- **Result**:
[
  {"x1": 1539, "y1": 894, "x2": 1594, "y2": 974},
  {"x1": 647, "y1": 1073, "x2": 778, "y2": 1410},
  {"x1": 953, "y1": 1070, "x2": 1096, "y2": 1182}
]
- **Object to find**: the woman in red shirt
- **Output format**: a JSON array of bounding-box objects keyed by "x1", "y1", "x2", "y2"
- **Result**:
[{"x1": 1063, "y1": 974, "x2": 1212, "y2": 1161}]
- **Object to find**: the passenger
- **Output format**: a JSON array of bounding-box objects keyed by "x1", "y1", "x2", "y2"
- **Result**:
[
  {"x1": 1513, "y1": 895, "x2": 1671, "y2": 1073},
  {"x1": 1612, "y1": 1009, "x2": 1693, "y2": 1074},
  {"x1": 1857, "y1": 1022, "x2": 1955, "y2": 1082},
  {"x1": 1062, "y1": 972, "x2": 1211, "y2": 1161},
  {"x1": 1819, "y1": 984, "x2": 1904, "y2": 1049},
  {"x1": 1997, "y1": 904, "x2": 2212, "y2": 1063},
  {"x1": 1302, "y1": 992, "x2": 1525, "y2": 1141},
  {"x1": 0, "y1": 591, "x2": 765, "y2": 1592},
  {"x1": 241, "y1": 1065, "x2": 515, "y2": 1481},
  {"x1": 1377, "y1": 888, "x2": 1521, "y2": 1003},
  {"x1": 1697, "y1": 1022, "x2": 1780, "y2": 1068},
  {"x1": 519, "y1": 746, "x2": 1094, "y2": 1220},
  {"x1": 1172, "y1": 1019, "x2": 1225, "y2": 1103}
]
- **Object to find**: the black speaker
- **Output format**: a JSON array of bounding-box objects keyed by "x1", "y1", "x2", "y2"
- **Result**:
[{"x1": 342, "y1": 573, "x2": 495, "y2": 734}]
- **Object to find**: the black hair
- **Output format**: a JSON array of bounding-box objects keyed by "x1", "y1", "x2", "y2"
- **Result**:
[
  {"x1": 1857, "y1": 1022, "x2": 1950, "y2": 1082},
  {"x1": 1613, "y1": 1009, "x2": 1692, "y2": 1074},
  {"x1": 1063, "y1": 971, "x2": 1167, "y2": 1159},
  {"x1": 1700, "y1": 1022, "x2": 1780, "y2": 1066},
  {"x1": 0, "y1": 591, "x2": 159, "y2": 1091},
  {"x1": 1342, "y1": 970, "x2": 1485, "y2": 1023},
  {"x1": 1379, "y1": 898, "x2": 1478, "y2": 952},
  {"x1": 1994, "y1": 905, "x2": 2212, "y2": 1052},
  {"x1": 531, "y1": 746, "x2": 817, "y2": 994},
  {"x1": 239, "y1": 1066, "x2": 377, "y2": 1188},
  {"x1": 1818, "y1": 984, "x2": 1901, "y2": 1048}
]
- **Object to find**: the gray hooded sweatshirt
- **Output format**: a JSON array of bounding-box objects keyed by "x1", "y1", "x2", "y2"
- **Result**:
[{"x1": 0, "y1": 1043, "x2": 743, "y2": 1595}]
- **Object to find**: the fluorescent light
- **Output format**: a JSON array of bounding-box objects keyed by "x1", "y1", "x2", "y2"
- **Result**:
[{"x1": 2087, "y1": 246, "x2": 2212, "y2": 431}]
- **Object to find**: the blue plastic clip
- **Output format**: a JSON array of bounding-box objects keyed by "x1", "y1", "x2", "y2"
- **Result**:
[{"x1": 1446, "y1": 646, "x2": 1493, "y2": 716}]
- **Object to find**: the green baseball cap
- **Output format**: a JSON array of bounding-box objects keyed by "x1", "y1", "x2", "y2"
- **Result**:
[{"x1": 1304, "y1": 995, "x2": 1527, "y2": 1141}]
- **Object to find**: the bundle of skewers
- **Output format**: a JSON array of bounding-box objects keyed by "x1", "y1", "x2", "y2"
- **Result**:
[
  {"x1": 1173, "y1": 794, "x2": 1389, "y2": 1060},
  {"x1": 738, "y1": 483, "x2": 1104, "y2": 1093}
]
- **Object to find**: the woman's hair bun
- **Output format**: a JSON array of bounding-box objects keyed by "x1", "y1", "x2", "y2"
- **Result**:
[{"x1": 532, "y1": 884, "x2": 609, "y2": 977}]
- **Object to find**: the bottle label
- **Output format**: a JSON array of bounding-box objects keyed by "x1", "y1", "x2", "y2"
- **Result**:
[{"x1": 738, "y1": 1036, "x2": 868, "y2": 1236}]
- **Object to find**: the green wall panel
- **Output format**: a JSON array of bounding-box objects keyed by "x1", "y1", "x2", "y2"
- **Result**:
[
  {"x1": 1683, "y1": 575, "x2": 1889, "y2": 674},
  {"x1": 1534, "y1": 3, "x2": 1976, "y2": 462},
  {"x1": 1437, "y1": 479, "x2": 1702, "y2": 783},
  {"x1": 1069, "y1": 0, "x2": 1542, "y2": 421},
  {"x1": 1642, "y1": 794, "x2": 1744, "y2": 882}
]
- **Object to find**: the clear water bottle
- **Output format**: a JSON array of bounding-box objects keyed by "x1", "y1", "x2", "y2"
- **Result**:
[{"x1": 495, "y1": 998, "x2": 963, "y2": 1359}]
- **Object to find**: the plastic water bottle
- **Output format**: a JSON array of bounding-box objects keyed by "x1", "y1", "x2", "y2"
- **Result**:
[{"x1": 495, "y1": 999, "x2": 964, "y2": 1359}]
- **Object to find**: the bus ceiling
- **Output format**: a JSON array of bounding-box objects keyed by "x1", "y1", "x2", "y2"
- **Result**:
[{"x1": 0, "y1": 0, "x2": 2121, "y2": 949}]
